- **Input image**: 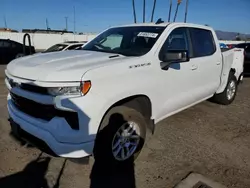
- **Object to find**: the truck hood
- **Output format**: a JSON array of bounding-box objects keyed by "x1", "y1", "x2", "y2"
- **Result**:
[{"x1": 7, "y1": 50, "x2": 126, "y2": 82}]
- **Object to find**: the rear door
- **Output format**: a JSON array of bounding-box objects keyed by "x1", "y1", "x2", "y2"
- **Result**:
[{"x1": 188, "y1": 27, "x2": 222, "y2": 99}]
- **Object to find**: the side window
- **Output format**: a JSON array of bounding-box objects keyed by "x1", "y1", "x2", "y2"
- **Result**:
[
  {"x1": 190, "y1": 28, "x2": 216, "y2": 57},
  {"x1": 159, "y1": 27, "x2": 189, "y2": 60},
  {"x1": 101, "y1": 34, "x2": 123, "y2": 49}
]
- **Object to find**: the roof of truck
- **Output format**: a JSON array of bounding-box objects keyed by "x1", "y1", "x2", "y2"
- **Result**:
[{"x1": 113, "y1": 22, "x2": 213, "y2": 31}]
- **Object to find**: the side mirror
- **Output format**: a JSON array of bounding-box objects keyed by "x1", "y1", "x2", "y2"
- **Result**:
[{"x1": 160, "y1": 50, "x2": 189, "y2": 70}]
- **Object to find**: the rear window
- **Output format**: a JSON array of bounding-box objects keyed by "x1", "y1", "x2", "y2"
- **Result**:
[{"x1": 190, "y1": 28, "x2": 216, "y2": 57}]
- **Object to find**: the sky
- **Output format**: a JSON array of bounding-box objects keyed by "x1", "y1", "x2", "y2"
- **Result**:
[{"x1": 1, "y1": 0, "x2": 250, "y2": 34}]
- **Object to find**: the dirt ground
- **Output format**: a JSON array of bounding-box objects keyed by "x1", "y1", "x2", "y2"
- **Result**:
[{"x1": 0, "y1": 65, "x2": 250, "y2": 188}]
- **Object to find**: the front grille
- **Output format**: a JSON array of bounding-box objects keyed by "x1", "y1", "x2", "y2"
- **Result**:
[
  {"x1": 7, "y1": 77, "x2": 48, "y2": 95},
  {"x1": 20, "y1": 83, "x2": 48, "y2": 95},
  {"x1": 10, "y1": 92, "x2": 79, "y2": 130}
]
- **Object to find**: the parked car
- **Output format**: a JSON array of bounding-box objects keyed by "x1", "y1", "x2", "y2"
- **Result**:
[
  {"x1": 5, "y1": 22, "x2": 244, "y2": 164},
  {"x1": 227, "y1": 44, "x2": 236, "y2": 49},
  {"x1": 219, "y1": 43, "x2": 228, "y2": 49},
  {"x1": 235, "y1": 43, "x2": 250, "y2": 63},
  {"x1": 42, "y1": 41, "x2": 87, "y2": 53},
  {"x1": 0, "y1": 39, "x2": 35, "y2": 64}
]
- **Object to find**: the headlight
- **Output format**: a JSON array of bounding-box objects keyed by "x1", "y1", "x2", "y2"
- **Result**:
[
  {"x1": 47, "y1": 86, "x2": 81, "y2": 96},
  {"x1": 47, "y1": 81, "x2": 91, "y2": 96}
]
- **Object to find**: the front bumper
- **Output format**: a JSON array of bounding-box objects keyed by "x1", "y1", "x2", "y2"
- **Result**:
[{"x1": 8, "y1": 97, "x2": 94, "y2": 158}]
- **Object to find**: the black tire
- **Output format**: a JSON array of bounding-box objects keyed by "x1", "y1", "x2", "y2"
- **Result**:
[
  {"x1": 212, "y1": 72, "x2": 238, "y2": 105},
  {"x1": 93, "y1": 106, "x2": 147, "y2": 165}
]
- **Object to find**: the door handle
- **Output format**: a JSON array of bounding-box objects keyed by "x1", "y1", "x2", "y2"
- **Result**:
[
  {"x1": 216, "y1": 62, "x2": 221, "y2": 65},
  {"x1": 191, "y1": 64, "x2": 198, "y2": 70}
]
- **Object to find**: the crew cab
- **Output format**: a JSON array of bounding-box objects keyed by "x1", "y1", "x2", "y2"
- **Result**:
[{"x1": 5, "y1": 22, "x2": 244, "y2": 164}]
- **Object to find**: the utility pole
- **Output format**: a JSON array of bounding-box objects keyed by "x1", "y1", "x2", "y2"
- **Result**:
[
  {"x1": 73, "y1": 6, "x2": 76, "y2": 34},
  {"x1": 65, "y1": 17, "x2": 68, "y2": 31},
  {"x1": 184, "y1": 0, "x2": 189, "y2": 23},
  {"x1": 143, "y1": 0, "x2": 146, "y2": 23},
  {"x1": 168, "y1": 0, "x2": 172, "y2": 22},
  {"x1": 151, "y1": 0, "x2": 157, "y2": 22},
  {"x1": 46, "y1": 18, "x2": 49, "y2": 30},
  {"x1": 3, "y1": 15, "x2": 8, "y2": 28},
  {"x1": 173, "y1": 0, "x2": 182, "y2": 22},
  {"x1": 132, "y1": 0, "x2": 137, "y2": 23}
]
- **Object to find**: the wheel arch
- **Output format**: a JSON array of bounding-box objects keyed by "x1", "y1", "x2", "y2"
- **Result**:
[
  {"x1": 216, "y1": 68, "x2": 236, "y2": 94},
  {"x1": 97, "y1": 95, "x2": 155, "y2": 134}
]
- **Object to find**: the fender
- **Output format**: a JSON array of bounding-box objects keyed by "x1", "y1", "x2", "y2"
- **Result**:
[{"x1": 216, "y1": 51, "x2": 235, "y2": 94}]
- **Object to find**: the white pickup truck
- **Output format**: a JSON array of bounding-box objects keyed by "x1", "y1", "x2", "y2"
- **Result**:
[{"x1": 5, "y1": 22, "x2": 244, "y2": 164}]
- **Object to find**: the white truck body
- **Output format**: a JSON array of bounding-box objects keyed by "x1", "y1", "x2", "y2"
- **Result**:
[{"x1": 5, "y1": 22, "x2": 244, "y2": 159}]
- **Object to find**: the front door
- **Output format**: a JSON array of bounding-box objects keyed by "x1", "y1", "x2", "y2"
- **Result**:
[{"x1": 154, "y1": 27, "x2": 199, "y2": 121}]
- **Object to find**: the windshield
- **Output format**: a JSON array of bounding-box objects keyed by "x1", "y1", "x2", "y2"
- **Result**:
[
  {"x1": 43, "y1": 44, "x2": 68, "y2": 53},
  {"x1": 82, "y1": 26, "x2": 165, "y2": 56}
]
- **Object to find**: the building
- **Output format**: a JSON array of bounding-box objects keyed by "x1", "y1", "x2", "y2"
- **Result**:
[{"x1": 0, "y1": 28, "x2": 18, "y2": 32}]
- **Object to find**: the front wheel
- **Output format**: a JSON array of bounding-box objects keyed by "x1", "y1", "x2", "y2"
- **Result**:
[
  {"x1": 93, "y1": 106, "x2": 147, "y2": 164},
  {"x1": 212, "y1": 73, "x2": 238, "y2": 105}
]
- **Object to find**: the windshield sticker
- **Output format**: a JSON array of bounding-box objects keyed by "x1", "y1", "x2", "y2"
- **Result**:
[{"x1": 137, "y1": 32, "x2": 158, "y2": 38}]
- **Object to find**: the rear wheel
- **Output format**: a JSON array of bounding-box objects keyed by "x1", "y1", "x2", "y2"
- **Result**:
[
  {"x1": 212, "y1": 72, "x2": 237, "y2": 105},
  {"x1": 93, "y1": 106, "x2": 147, "y2": 164}
]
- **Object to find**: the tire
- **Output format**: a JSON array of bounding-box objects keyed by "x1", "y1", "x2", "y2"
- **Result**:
[
  {"x1": 212, "y1": 72, "x2": 238, "y2": 105},
  {"x1": 93, "y1": 106, "x2": 147, "y2": 165}
]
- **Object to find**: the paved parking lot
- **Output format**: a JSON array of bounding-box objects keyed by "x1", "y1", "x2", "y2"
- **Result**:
[{"x1": 0, "y1": 64, "x2": 250, "y2": 188}]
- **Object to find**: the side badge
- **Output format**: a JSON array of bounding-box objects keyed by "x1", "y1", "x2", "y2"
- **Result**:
[{"x1": 129, "y1": 62, "x2": 151, "y2": 69}]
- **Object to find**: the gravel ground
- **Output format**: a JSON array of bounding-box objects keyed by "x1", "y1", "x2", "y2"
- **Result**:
[{"x1": 0, "y1": 64, "x2": 250, "y2": 188}]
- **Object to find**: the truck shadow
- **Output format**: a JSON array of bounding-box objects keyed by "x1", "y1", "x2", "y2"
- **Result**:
[
  {"x1": 0, "y1": 153, "x2": 51, "y2": 188},
  {"x1": 89, "y1": 113, "x2": 137, "y2": 188},
  {"x1": 0, "y1": 152, "x2": 68, "y2": 188},
  {"x1": 90, "y1": 158, "x2": 136, "y2": 188}
]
